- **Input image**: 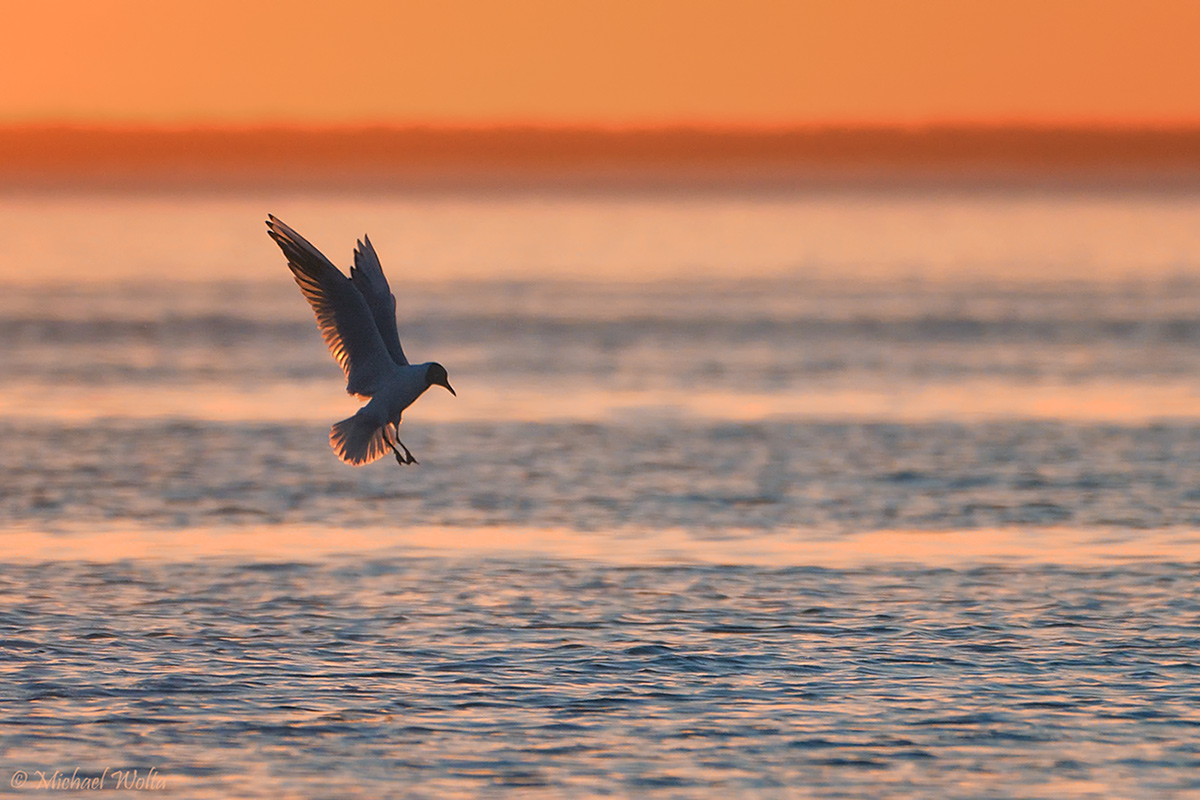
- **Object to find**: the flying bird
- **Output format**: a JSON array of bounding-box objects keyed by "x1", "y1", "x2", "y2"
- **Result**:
[{"x1": 266, "y1": 215, "x2": 455, "y2": 466}]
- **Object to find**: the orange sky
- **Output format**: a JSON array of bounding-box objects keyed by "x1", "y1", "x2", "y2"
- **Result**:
[{"x1": 3, "y1": 0, "x2": 1200, "y2": 127}]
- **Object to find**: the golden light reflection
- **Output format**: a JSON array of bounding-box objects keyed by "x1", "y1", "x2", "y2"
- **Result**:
[
  {"x1": 6, "y1": 379, "x2": 1200, "y2": 424},
  {"x1": 6, "y1": 523, "x2": 1199, "y2": 567}
]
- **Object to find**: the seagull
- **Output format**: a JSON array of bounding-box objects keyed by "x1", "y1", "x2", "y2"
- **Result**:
[{"x1": 266, "y1": 215, "x2": 455, "y2": 466}]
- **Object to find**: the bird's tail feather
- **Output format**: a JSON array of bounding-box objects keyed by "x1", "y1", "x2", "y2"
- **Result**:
[{"x1": 329, "y1": 414, "x2": 391, "y2": 466}]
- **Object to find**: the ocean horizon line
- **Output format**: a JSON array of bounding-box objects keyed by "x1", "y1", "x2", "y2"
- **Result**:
[{"x1": 2, "y1": 123, "x2": 1200, "y2": 191}]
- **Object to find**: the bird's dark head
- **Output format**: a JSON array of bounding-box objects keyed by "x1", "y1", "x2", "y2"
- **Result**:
[{"x1": 425, "y1": 362, "x2": 456, "y2": 396}]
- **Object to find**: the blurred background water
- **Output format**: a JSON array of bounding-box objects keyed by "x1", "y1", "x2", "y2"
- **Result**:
[{"x1": 4, "y1": 187, "x2": 1200, "y2": 798}]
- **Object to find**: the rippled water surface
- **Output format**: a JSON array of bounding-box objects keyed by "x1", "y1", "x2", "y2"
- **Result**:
[
  {"x1": 3, "y1": 188, "x2": 1200, "y2": 798},
  {"x1": 6, "y1": 558, "x2": 1200, "y2": 799}
]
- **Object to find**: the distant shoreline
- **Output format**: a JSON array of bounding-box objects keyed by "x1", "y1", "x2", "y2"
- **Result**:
[{"x1": 2, "y1": 125, "x2": 1199, "y2": 190}]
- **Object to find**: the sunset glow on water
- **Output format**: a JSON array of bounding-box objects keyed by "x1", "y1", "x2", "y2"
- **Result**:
[{"x1": 2, "y1": 185, "x2": 1200, "y2": 797}]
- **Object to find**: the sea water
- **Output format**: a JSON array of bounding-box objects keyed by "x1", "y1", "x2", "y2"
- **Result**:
[{"x1": 2, "y1": 188, "x2": 1200, "y2": 797}]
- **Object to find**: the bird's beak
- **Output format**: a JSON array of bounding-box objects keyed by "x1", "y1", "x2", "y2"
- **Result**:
[{"x1": 441, "y1": 379, "x2": 456, "y2": 396}]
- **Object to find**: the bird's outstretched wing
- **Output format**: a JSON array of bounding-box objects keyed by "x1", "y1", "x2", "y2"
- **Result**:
[
  {"x1": 350, "y1": 235, "x2": 408, "y2": 366},
  {"x1": 266, "y1": 215, "x2": 395, "y2": 398}
]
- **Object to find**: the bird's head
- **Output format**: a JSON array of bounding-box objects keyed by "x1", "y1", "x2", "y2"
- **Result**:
[{"x1": 425, "y1": 362, "x2": 456, "y2": 396}]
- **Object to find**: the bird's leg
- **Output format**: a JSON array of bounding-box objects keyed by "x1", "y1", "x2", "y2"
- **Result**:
[
  {"x1": 385, "y1": 423, "x2": 419, "y2": 465},
  {"x1": 384, "y1": 425, "x2": 408, "y2": 465},
  {"x1": 396, "y1": 438, "x2": 419, "y2": 465}
]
